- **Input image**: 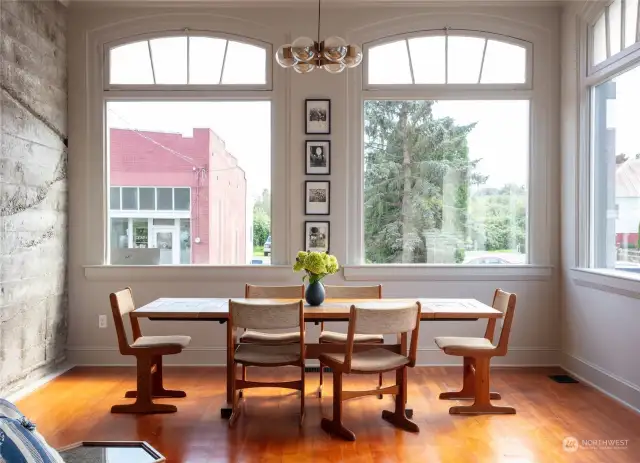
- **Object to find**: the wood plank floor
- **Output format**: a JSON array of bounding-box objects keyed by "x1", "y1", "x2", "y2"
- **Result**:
[{"x1": 14, "y1": 366, "x2": 640, "y2": 463}]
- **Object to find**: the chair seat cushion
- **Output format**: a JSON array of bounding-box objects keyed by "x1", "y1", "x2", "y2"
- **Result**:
[
  {"x1": 319, "y1": 331, "x2": 384, "y2": 344},
  {"x1": 434, "y1": 336, "x2": 494, "y2": 352},
  {"x1": 0, "y1": 416, "x2": 65, "y2": 462},
  {"x1": 319, "y1": 348, "x2": 409, "y2": 373},
  {"x1": 234, "y1": 344, "x2": 301, "y2": 366},
  {"x1": 239, "y1": 330, "x2": 301, "y2": 345},
  {"x1": 132, "y1": 335, "x2": 191, "y2": 348}
]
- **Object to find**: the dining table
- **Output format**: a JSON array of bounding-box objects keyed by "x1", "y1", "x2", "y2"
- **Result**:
[{"x1": 132, "y1": 297, "x2": 502, "y2": 418}]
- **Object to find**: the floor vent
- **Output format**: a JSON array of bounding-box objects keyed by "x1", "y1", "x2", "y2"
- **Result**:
[
  {"x1": 549, "y1": 374, "x2": 579, "y2": 384},
  {"x1": 304, "y1": 366, "x2": 332, "y2": 373}
]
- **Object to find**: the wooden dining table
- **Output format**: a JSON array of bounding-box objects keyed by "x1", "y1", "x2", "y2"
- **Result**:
[{"x1": 132, "y1": 297, "x2": 502, "y2": 418}]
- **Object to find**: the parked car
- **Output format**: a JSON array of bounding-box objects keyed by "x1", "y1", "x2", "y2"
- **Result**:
[
  {"x1": 263, "y1": 236, "x2": 271, "y2": 256},
  {"x1": 465, "y1": 256, "x2": 511, "y2": 265}
]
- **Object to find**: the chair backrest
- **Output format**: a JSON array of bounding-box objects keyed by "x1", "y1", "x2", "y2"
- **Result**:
[
  {"x1": 245, "y1": 284, "x2": 304, "y2": 299},
  {"x1": 344, "y1": 302, "x2": 421, "y2": 371},
  {"x1": 229, "y1": 300, "x2": 303, "y2": 330},
  {"x1": 483, "y1": 289, "x2": 517, "y2": 356},
  {"x1": 109, "y1": 287, "x2": 141, "y2": 355},
  {"x1": 324, "y1": 285, "x2": 382, "y2": 299}
]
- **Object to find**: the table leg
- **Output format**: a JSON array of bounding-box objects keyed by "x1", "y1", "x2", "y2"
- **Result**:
[
  {"x1": 399, "y1": 332, "x2": 413, "y2": 419},
  {"x1": 221, "y1": 323, "x2": 234, "y2": 419}
]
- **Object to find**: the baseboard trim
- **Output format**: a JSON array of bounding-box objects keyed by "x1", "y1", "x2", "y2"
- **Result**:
[
  {"x1": 561, "y1": 352, "x2": 640, "y2": 414},
  {"x1": 67, "y1": 346, "x2": 559, "y2": 367},
  {"x1": 4, "y1": 362, "x2": 75, "y2": 403}
]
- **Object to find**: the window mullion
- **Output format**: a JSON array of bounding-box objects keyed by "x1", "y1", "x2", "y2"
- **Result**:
[
  {"x1": 478, "y1": 38, "x2": 488, "y2": 84},
  {"x1": 444, "y1": 31, "x2": 449, "y2": 84},
  {"x1": 405, "y1": 39, "x2": 415, "y2": 84},
  {"x1": 621, "y1": 0, "x2": 626, "y2": 51},
  {"x1": 219, "y1": 40, "x2": 229, "y2": 85},
  {"x1": 605, "y1": 6, "x2": 612, "y2": 58},
  {"x1": 147, "y1": 40, "x2": 157, "y2": 84}
]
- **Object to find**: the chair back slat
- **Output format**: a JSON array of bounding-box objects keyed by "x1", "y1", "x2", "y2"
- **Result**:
[
  {"x1": 494, "y1": 290, "x2": 516, "y2": 355},
  {"x1": 230, "y1": 300, "x2": 302, "y2": 330},
  {"x1": 353, "y1": 302, "x2": 419, "y2": 335},
  {"x1": 245, "y1": 284, "x2": 304, "y2": 299},
  {"x1": 109, "y1": 287, "x2": 141, "y2": 354},
  {"x1": 324, "y1": 285, "x2": 382, "y2": 299}
]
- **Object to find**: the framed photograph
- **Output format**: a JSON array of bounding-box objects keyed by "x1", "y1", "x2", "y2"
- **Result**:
[
  {"x1": 305, "y1": 99, "x2": 331, "y2": 134},
  {"x1": 305, "y1": 140, "x2": 331, "y2": 175},
  {"x1": 305, "y1": 221, "x2": 330, "y2": 253},
  {"x1": 305, "y1": 181, "x2": 330, "y2": 215}
]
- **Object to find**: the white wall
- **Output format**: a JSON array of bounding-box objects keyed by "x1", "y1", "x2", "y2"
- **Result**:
[
  {"x1": 67, "y1": 1, "x2": 561, "y2": 366},
  {"x1": 560, "y1": 3, "x2": 640, "y2": 412}
]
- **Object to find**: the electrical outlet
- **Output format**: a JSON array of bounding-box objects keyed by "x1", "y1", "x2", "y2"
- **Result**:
[{"x1": 98, "y1": 315, "x2": 108, "y2": 329}]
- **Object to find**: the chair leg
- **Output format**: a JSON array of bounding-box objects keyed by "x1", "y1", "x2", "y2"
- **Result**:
[
  {"x1": 439, "y1": 357, "x2": 500, "y2": 401},
  {"x1": 318, "y1": 361, "x2": 324, "y2": 398},
  {"x1": 239, "y1": 365, "x2": 247, "y2": 399},
  {"x1": 112, "y1": 355, "x2": 177, "y2": 414},
  {"x1": 377, "y1": 372, "x2": 384, "y2": 399},
  {"x1": 125, "y1": 355, "x2": 186, "y2": 399},
  {"x1": 229, "y1": 361, "x2": 242, "y2": 427},
  {"x1": 382, "y1": 367, "x2": 419, "y2": 432},
  {"x1": 320, "y1": 371, "x2": 356, "y2": 441},
  {"x1": 448, "y1": 358, "x2": 515, "y2": 415},
  {"x1": 300, "y1": 364, "x2": 306, "y2": 426}
]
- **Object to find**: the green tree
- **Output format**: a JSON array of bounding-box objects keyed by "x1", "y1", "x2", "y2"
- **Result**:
[
  {"x1": 252, "y1": 189, "x2": 271, "y2": 247},
  {"x1": 364, "y1": 100, "x2": 483, "y2": 263}
]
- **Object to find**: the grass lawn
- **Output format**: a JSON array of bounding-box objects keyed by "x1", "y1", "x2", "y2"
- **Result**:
[{"x1": 253, "y1": 246, "x2": 264, "y2": 256}]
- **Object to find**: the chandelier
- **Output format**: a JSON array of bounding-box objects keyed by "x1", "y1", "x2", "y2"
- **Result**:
[{"x1": 275, "y1": 0, "x2": 363, "y2": 74}]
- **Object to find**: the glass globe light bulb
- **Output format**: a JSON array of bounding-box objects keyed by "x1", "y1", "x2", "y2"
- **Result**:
[
  {"x1": 324, "y1": 62, "x2": 346, "y2": 74},
  {"x1": 291, "y1": 36, "x2": 316, "y2": 63},
  {"x1": 275, "y1": 45, "x2": 296, "y2": 68},
  {"x1": 293, "y1": 62, "x2": 316, "y2": 74},
  {"x1": 323, "y1": 36, "x2": 348, "y2": 63},
  {"x1": 343, "y1": 45, "x2": 363, "y2": 68}
]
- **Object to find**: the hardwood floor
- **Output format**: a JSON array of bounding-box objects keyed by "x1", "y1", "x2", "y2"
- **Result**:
[{"x1": 15, "y1": 366, "x2": 640, "y2": 462}]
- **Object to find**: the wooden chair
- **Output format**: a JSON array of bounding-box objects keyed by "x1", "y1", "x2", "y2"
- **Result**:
[
  {"x1": 434, "y1": 289, "x2": 517, "y2": 415},
  {"x1": 227, "y1": 299, "x2": 306, "y2": 427},
  {"x1": 109, "y1": 288, "x2": 191, "y2": 414},
  {"x1": 318, "y1": 285, "x2": 383, "y2": 398},
  {"x1": 239, "y1": 285, "x2": 304, "y2": 395},
  {"x1": 319, "y1": 301, "x2": 421, "y2": 441}
]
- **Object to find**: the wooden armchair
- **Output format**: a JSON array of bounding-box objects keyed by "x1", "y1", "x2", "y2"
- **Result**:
[
  {"x1": 434, "y1": 289, "x2": 517, "y2": 415},
  {"x1": 318, "y1": 285, "x2": 383, "y2": 398},
  {"x1": 109, "y1": 288, "x2": 191, "y2": 414},
  {"x1": 227, "y1": 299, "x2": 306, "y2": 427},
  {"x1": 319, "y1": 301, "x2": 421, "y2": 441}
]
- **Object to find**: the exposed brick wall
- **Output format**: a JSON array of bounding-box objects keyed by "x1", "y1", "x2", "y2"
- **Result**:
[{"x1": 0, "y1": 0, "x2": 68, "y2": 395}]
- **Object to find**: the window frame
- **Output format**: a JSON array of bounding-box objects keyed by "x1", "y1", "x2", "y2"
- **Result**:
[
  {"x1": 363, "y1": 29, "x2": 533, "y2": 92},
  {"x1": 103, "y1": 30, "x2": 273, "y2": 92},
  {"x1": 347, "y1": 27, "x2": 547, "y2": 267},
  {"x1": 588, "y1": 0, "x2": 640, "y2": 75}
]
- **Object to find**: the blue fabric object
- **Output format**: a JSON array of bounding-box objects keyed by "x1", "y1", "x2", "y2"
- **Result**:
[
  {"x1": 0, "y1": 400, "x2": 24, "y2": 421},
  {"x1": 0, "y1": 416, "x2": 64, "y2": 463}
]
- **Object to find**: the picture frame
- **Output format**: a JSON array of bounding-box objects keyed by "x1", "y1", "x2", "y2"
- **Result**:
[
  {"x1": 305, "y1": 221, "x2": 330, "y2": 253},
  {"x1": 305, "y1": 99, "x2": 331, "y2": 134},
  {"x1": 305, "y1": 140, "x2": 331, "y2": 175},
  {"x1": 305, "y1": 181, "x2": 330, "y2": 215}
]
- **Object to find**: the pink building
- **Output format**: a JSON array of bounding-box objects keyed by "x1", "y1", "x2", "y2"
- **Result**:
[{"x1": 109, "y1": 128, "x2": 247, "y2": 265}]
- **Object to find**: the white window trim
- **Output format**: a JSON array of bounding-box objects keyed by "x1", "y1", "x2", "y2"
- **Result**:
[
  {"x1": 346, "y1": 16, "x2": 555, "y2": 268},
  {"x1": 364, "y1": 29, "x2": 533, "y2": 91},
  {"x1": 577, "y1": 2, "x2": 640, "y2": 282},
  {"x1": 104, "y1": 30, "x2": 273, "y2": 91},
  {"x1": 81, "y1": 14, "x2": 290, "y2": 268}
]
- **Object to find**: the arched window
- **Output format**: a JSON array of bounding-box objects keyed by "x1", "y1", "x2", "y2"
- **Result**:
[
  {"x1": 107, "y1": 33, "x2": 269, "y2": 87},
  {"x1": 365, "y1": 30, "x2": 531, "y2": 87},
  {"x1": 590, "y1": 0, "x2": 640, "y2": 68}
]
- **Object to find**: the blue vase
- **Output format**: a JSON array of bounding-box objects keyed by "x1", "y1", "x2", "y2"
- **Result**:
[{"x1": 305, "y1": 281, "x2": 325, "y2": 306}]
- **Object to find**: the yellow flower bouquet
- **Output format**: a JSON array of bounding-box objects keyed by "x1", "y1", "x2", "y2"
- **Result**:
[{"x1": 293, "y1": 251, "x2": 339, "y2": 284}]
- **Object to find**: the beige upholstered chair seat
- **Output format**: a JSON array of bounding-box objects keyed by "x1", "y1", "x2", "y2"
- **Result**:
[
  {"x1": 132, "y1": 335, "x2": 191, "y2": 348},
  {"x1": 434, "y1": 336, "x2": 494, "y2": 351},
  {"x1": 320, "y1": 348, "x2": 410, "y2": 373},
  {"x1": 239, "y1": 330, "x2": 301, "y2": 345},
  {"x1": 234, "y1": 344, "x2": 302, "y2": 366},
  {"x1": 319, "y1": 331, "x2": 384, "y2": 344}
]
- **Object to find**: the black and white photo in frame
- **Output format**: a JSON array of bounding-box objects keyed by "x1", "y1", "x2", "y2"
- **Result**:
[
  {"x1": 305, "y1": 99, "x2": 331, "y2": 134},
  {"x1": 305, "y1": 181, "x2": 330, "y2": 215},
  {"x1": 305, "y1": 221, "x2": 330, "y2": 253},
  {"x1": 305, "y1": 140, "x2": 330, "y2": 175}
]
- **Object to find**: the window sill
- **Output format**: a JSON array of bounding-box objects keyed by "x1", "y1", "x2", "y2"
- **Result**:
[
  {"x1": 83, "y1": 265, "x2": 294, "y2": 282},
  {"x1": 570, "y1": 268, "x2": 640, "y2": 299},
  {"x1": 343, "y1": 265, "x2": 553, "y2": 282}
]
